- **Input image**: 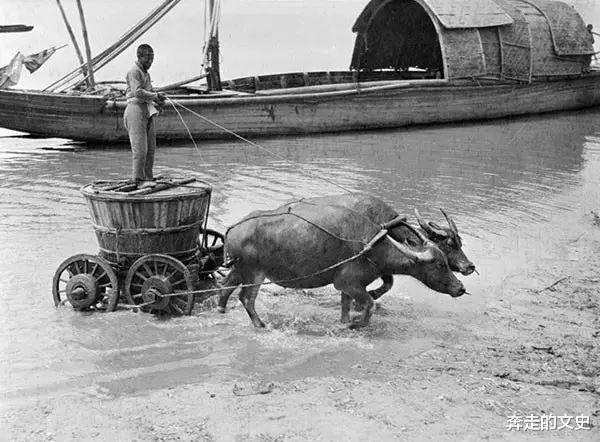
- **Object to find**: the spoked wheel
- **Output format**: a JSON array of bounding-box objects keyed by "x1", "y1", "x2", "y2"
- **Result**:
[
  {"x1": 124, "y1": 254, "x2": 195, "y2": 315},
  {"x1": 198, "y1": 228, "x2": 225, "y2": 270},
  {"x1": 52, "y1": 254, "x2": 119, "y2": 311}
]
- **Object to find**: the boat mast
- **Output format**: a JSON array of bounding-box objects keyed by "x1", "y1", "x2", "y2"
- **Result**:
[
  {"x1": 47, "y1": 0, "x2": 182, "y2": 92},
  {"x1": 75, "y1": 0, "x2": 96, "y2": 89},
  {"x1": 206, "y1": 0, "x2": 222, "y2": 91},
  {"x1": 55, "y1": 1, "x2": 86, "y2": 68}
]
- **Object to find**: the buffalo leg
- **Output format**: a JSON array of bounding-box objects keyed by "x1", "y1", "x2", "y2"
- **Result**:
[
  {"x1": 217, "y1": 268, "x2": 242, "y2": 313},
  {"x1": 334, "y1": 281, "x2": 374, "y2": 328},
  {"x1": 368, "y1": 274, "x2": 394, "y2": 300},
  {"x1": 354, "y1": 275, "x2": 394, "y2": 312},
  {"x1": 347, "y1": 288, "x2": 374, "y2": 329},
  {"x1": 340, "y1": 292, "x2": 352, "y2": 323},
  {"x1": 238, "y1": 272, "x2": 266, "y2": 328}
]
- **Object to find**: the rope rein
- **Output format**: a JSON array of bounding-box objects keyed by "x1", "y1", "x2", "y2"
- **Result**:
[{"x1": 165, "y1": 97, "x2": 205, "y2": 163}]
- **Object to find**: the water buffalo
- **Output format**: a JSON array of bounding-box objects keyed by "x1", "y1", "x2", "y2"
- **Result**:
[
  {"x1": 218, "y1": 199, "x2": 466, "y2": 328},
  {"x1": 304, "y1": 193, "x2": 475, "y2": 307}
]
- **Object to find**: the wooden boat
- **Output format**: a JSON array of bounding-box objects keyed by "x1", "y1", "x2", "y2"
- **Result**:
[{"x1": 0, "y1": 0, "x2": 598, "y2": 142}]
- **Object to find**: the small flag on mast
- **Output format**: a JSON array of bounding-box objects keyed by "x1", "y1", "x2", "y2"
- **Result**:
[{"x1": 23, "y1": 45, "x2": 65, "y2": 73}]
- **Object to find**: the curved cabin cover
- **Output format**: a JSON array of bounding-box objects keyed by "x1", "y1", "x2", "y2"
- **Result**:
[{"x1": 350, "y1": 0, "x2": 595, "y2": 82}]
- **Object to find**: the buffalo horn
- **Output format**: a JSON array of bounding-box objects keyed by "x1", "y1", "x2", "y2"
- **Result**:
[
  {"x1": 385, "y1": 235, "x2": 431, "y2": 262},
  {"x1": 440, "y1": 208, "x2": 458, "y2": 235},
  {"x1": 381, "y1": 215, "x2": 408, "y2": 230},
  {"x1": 414, "y1": 208, "x2": 434, "y2": 235},
  {"x1": 415, "y1": 208, "x2": 446, "y2": 237}
]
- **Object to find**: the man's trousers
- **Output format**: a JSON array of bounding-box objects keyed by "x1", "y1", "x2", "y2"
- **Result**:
[{"x1": 124, "y1": 103, "x2": 156, "y2": 181}]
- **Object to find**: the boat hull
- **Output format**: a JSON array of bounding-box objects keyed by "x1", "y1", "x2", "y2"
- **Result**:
[{"x1": 1, "y1": 75, "x2": 599, "y2": 142}]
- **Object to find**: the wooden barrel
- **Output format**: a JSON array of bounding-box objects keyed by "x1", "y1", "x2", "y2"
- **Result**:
[{"x1": 81, "y1": 179, "x2": 212, "y2": 265}]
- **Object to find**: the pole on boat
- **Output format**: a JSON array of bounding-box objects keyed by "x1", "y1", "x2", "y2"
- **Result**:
[
  {"x1": 155, "y1": 73, "x2": 209, "y2": 92},
  {"x1": 206, "y1": 0, "x2": 222, "y2": 91},
  {"x1": 75, "y1": 0, "x2": 96, "y2": 90},
  {"x1": 55, "y1": 0, "x2": 86, "y2": 68}
]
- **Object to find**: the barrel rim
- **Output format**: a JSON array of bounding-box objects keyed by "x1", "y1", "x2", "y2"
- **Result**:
[{"x1": 80, "y1": 179, "x2": 212, "y2": 202}]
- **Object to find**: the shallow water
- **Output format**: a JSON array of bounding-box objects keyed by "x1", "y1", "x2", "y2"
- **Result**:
[{"x1": 2, "y1": 107, "x2": 600, "y2": 404}]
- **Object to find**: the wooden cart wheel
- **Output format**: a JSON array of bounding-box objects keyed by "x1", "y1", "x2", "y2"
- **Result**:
[
  {"x1": 124, "y1": 254, "x2": 195, "y2": 315},
  {"x1": 198, "y1": 228, "x2": 225, "y2": 269},
  {"x1": 52, "y1": 254, "x2": 119, "y2": 311}
]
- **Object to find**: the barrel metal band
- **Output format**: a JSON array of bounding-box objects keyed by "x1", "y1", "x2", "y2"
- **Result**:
[
  {"x1": 92, "y1": 220, "x2": 203, "y2": 235},
  {"x1": 97, "y1": 246, "x2": 199, "y2": 258}
]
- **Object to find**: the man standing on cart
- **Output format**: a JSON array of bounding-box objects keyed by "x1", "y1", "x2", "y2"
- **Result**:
[{"x1": 124, "y1": 44, "x2": 166, "y2": 189}]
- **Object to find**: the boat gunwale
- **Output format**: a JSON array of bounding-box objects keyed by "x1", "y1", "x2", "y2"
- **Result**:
[
  {"x1": 4, "y1": 70, "x2": 600, "y2": 110},
  {"x1": 107, "y1": 73, "x2": 600, "y2": 108}
]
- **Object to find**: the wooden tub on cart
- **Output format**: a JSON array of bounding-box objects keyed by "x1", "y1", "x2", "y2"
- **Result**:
[{"x1": 52, "y1": 177, "x2": 225, "y2": 315}]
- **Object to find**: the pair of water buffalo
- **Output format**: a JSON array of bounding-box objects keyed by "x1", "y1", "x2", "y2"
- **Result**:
[{"x1": 217, "y1": 193, "x2": 475, "y2": 329}]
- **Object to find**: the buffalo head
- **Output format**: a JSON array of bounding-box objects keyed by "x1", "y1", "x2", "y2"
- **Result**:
[
  {"x1": 384, "y1": 223, "x2": 466, "y2": 298},
  {"x1": 414, "y1": 208, "x2": 476, "y2": 276}
]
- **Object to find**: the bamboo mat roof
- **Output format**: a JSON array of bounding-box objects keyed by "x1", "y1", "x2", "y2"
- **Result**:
[
  {"x1": 416, "y1": 0, "x2": 513, "y2": 28},
  {"x1": 351, "y1": 0, "x2": 594, "y2": 81},
  {"x1": 353, "y1": 0, "x2": 514, "y2": 31},
  {"x1": 526, "y1": 0, "x2": 594, "y2": 55}
]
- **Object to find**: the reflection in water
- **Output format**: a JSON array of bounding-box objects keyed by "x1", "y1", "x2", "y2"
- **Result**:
[{"x1": 1, "y1": 108, "x2": 600, "y2": 402}]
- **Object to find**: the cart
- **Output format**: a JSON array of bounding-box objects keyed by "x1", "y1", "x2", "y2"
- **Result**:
[{"x1": 52, "y1": 177, "x2": 225, "y2": 315}]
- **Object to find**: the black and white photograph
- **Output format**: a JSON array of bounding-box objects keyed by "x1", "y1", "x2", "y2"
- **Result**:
[{"x1": 0, "y1": 0, "x2": 599, "y2": 440}]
